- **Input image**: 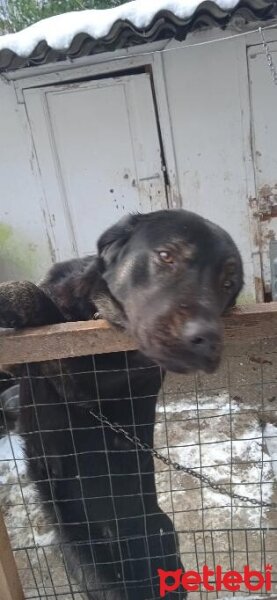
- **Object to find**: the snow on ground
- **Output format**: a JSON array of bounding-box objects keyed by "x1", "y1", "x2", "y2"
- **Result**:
[
  {"x1": 0, "y1": 433, "x2": 55, "y2": 548},
  {"x1": 156, "y1": 392, "x2": 273, "y2": 528},
  {"x1": 155, "y1": 391, "x2": 275, "y2": 532},
  {"x1": 0, "y1": 433, "x2": 25, "y2": 480},
  {"x1": 264, "y1": 423, "x2": 277, "y2": 479},
  {"x1": 0, "y1": 0, "x2": 240, "y2": 56},
  {"x1": 156, "y1": 391, "x2": 241, "y2": 413}
]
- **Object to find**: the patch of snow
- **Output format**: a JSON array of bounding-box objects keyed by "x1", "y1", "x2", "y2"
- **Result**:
[
  {"x1": 0, "y1": 433, "x2": 56, "y2": 555},
  {"x1": 0, "y1": 433, "x2": 26, "y2": 483},
  {"x1": 0, "y1": 0, "x2": 240, "y2": 57},
  {"x1": 264, "y1": 423, "x2": 277, "y2": 479},
  {"x1": 157, "y1": 391, "x2": 241, "y2": 414},
  {"x1": 159, "y1": 409, "x2": 275, "y2": 526},
  {"x1": 33, "y1": 529, "x2": 56, "y2": 546}
]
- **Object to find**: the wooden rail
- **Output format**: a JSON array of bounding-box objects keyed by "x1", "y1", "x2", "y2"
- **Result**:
[
  {"x1": 1, "y1": 303, "x2": 277, "y2": 365},
  {"x1": 0, "y1": 511, "x2": 24, "y2": 600}
]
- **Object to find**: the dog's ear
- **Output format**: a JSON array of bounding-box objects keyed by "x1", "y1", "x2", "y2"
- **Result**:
[{"x1": 97, "y1": 214, "x2": 142, "y2": 264}]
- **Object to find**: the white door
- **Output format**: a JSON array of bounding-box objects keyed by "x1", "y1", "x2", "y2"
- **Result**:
[
  {"x1": 248, "y1": 40, "x2": 277, "y2": 298},
  {"x1": 24, "y1": 73, "x2": 168, "y2": 260}
]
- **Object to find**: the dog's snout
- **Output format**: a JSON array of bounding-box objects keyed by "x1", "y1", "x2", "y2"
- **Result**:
[{"x1": 183, "y1": 319, "x2": 221, "y2": 358}]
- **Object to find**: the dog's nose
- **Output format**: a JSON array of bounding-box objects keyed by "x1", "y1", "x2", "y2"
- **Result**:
[{"x1": 183, "y1": 319, "x2": 221, "y2": 358}]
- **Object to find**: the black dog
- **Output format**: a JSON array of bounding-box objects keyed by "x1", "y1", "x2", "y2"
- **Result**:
[{"x1": 0, "y1": 210, "x2": 243, "y2": 600}]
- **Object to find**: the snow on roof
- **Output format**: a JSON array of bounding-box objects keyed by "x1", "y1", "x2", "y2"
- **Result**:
[
  {"x1": 0, "y1": 0, "x2": 262, "y2": 56},
  {"x1": 0, "y1": 0, "x2": 275, "y2": 72}
]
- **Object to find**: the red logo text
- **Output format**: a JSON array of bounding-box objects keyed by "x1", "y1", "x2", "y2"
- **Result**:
[{"x1": 158, "y1": 565, "x2": 272, "y2": 597}]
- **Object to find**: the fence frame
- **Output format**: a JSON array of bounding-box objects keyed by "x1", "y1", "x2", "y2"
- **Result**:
[
  {"x1": 1, "y1": 302, "x2": 277, "y2": 365},
  {"x1": 0, "y1": 511, "x2": 24, "y2": 600}
]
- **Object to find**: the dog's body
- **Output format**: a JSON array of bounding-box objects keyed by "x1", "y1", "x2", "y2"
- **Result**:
[
  {"x1": 20, "y1": 352, "x2": 170, "y2": 600},
  {"x1": 0, "y1": 210, "x2": 243, "y2": 599}
]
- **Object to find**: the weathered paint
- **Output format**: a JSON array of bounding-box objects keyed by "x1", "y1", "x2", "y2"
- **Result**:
[
  {"x1": 0, "y1": 79, "x2": 56, "y2": 282},
  {"x1": 257, "y1": 184, "x2": 277, "y2": 221},
  {"x1": 162, "y1": 37, "x2": 257, "y2": 301},
  {"x1": 238, "y1": 290, "x2": 260, "y2": 305},
  {"x1": 248, "y1": 40, "x2": 277, "y2": 295},
  {"x1": 23, "y1": 73, "x2": 168, "y2": 257}
]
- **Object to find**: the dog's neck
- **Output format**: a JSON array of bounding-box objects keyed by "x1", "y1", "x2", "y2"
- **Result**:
[
  {"x1": 93, "y1": 292, "x2": 127, "y2": 328},
  {"x1": 81, "y1": 257, "x2": 128, "y2": 327},
  {"x1": 42, "y1": 255, "x2": 127, "y2": 327}
]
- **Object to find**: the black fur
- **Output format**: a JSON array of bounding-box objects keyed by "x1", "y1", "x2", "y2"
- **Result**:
[{"x1": 0, "y1": 210, "x2": 243, "y2": 599}]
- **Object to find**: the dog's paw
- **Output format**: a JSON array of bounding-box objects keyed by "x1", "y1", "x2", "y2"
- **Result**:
[
  {"x1": 0, "y1": 281, "x2": 65, "y2": 329},
  {"x1": 0, "y1": 281, "x2": 40, "y2": 329}
]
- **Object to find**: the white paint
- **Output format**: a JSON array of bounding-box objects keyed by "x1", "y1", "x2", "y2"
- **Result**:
[
  {"x1": 0, "y1": 0, "x2": 240, "y2": 56},
  {"x1": 24, "y1": 72, "x2": 167, "y2": 257},
  {"x1": 162, "y1": 36, "x2": 257, "y2": 300}
]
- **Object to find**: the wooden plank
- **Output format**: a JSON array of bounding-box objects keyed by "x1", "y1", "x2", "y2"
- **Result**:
[
  {"x1": 224, "y1": 302, "x2": 277, "y2": 340},
  {"x1": 0, "y1": 320, "x2": 137, "y2": 365},
  {"x1": 1, "y1": 303, "x2": 277, "y2": 365},
  {"x1": 0, "y1": 509, "x2": 24, "y2": 600}
]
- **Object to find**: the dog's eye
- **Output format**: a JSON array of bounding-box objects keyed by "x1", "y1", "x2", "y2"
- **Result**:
[
  {"x1": 159, "y1": 251, "x2": 174, "y2": 264},
  {"x1": 223, "y1": 279, "x2": 233, "y2": 290}
]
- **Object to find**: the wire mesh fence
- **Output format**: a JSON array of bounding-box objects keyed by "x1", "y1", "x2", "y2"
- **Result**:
[{"x1": 0, "y1": 328, "x2": 276, "y2": 599}]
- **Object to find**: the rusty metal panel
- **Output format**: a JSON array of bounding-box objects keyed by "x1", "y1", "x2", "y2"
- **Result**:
[
  {"x1": 23, "y1": 73, "x2": 167, "y2": 258},
  {"x1": 248, "y1": 39, "x2": 277, "y2": 295}
]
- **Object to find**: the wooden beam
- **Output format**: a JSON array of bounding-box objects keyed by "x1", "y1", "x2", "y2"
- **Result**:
[
  {"x1": 223, "y1": 301, "x2": 277, "y2": 340},
  {"x1": 0, "y1": 303, "x2": 277, "y2": 365},
  {"x1": 0, "y1": 510, "x2": 24, "y2": 600},
  {"x1": 0, "y1": 319, "x2": 136, "y2": 365}
]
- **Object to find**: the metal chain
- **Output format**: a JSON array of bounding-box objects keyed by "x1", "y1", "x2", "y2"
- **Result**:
[
  {"x1": 89, "y1": 407, "x2": 277, "y2": 509},
  {"x1": 259, "y1": 27, "x2": 277, "y2": 86}
]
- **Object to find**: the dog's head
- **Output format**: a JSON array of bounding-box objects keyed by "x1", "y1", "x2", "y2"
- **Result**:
[{"x1": 97, "y1": 210, "x2": 243, "y2": 374}]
